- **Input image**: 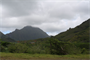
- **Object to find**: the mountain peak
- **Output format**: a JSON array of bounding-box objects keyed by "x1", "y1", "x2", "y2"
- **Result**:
[
  {"x1": 22, "y1": 26, "x2": 38, "y2": 29},
  {"x1": 6, "y1": 26, "x2": 49, "y2": 41}
]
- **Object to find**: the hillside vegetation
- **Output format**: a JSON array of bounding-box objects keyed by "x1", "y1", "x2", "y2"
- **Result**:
[{"x1": 55, "y1": 19, "x2": 90, "y2": 43}]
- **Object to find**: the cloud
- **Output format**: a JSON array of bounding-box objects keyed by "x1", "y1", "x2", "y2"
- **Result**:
[
  {"x1": 48, "y1": 1, "x2": 90, "y2": 20},
  {"x1": 1, "y1": 0, "x2": 38, "y2": 17},
  {"x1": 0, "y1": 0, "x2": 90, "y2": 36}
]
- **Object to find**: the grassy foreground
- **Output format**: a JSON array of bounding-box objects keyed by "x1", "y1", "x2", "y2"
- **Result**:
[{"x1": 0, "y1": 52, "x2": 90, "y2": 60}]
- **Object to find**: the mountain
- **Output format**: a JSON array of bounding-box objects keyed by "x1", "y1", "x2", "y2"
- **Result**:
[
  {"x1": 55, "y1": 19, "x2": 90, "y2": 43},
  {"x1": 6, "y1": 26, "x2": 49, "y2": 41},
  {"x1": 0, "y1": 31, "x2": 16, "y2": 42}
]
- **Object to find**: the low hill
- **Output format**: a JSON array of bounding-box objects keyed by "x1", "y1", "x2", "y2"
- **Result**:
[
  {"x1": 55, "y1": 19, "x2": 90, "y2": 43},
  {"x1": 0, "y1": 31, "x2": 16, "y2": 42},
  {"x1": 6, "y1": 26, "x2": 49, "y2": 41}
]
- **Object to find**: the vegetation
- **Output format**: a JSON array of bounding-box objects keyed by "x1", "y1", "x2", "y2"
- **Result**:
[
  {"x1": 0, "y1": 38, "x2": 89, "y2": 55},
  {"x1": 55, "y1": 19, "x2": 90, "y2": 43},
  {"x1": 0, "y1": 40, "x2": 11, "y2": 52},
  {"x1": 8, "y1": 43, "x2": 30, "y2": 53}
]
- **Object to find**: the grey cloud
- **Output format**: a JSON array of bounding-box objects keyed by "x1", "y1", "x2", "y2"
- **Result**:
[
  {"x1": 46, "y1": 2, "x2": 74, "y2": 19},
  {"x1": 18, "y1": 14, "x2": 48, "y2": 25},
  {"x1": 49, "y1": 1, "x2": 90, "y2": 20},
  {"x1": 33, "y1": 21, "x2": 67, "y2": 33},
  {"x1": 1, "y1": 0, "x2": 38, "y2": 17},
  {"x1": 33, "y1": 18, "x2": 87, "y2": 34},
  {"x1": 75, "y1": 2, "x2": 90, "y2": 14}
]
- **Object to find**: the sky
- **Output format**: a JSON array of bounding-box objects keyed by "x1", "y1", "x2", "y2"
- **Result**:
[{"x1": 0, "y1": 0, "x2": 90, "y2": 36}]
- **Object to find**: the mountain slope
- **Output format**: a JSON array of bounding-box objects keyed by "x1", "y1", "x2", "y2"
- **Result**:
[
  {"x1": 0, "y1": 31, "x2": 16, "y2": 42},
  {"x1": 55, "y1": 19, "x2": 90, "y2": 43},
  {"x1": 6, "y1": 26, "x2": 49, "y2": 41}
]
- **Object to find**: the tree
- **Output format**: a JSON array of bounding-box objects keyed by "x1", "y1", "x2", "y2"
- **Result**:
[{"x1": 49, "y1": 38, "x2": 67, "y2": 55}]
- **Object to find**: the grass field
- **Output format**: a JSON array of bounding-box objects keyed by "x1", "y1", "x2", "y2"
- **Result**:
[{"x1": 0, "y1": 52, "x2": 90, "y2": 60}]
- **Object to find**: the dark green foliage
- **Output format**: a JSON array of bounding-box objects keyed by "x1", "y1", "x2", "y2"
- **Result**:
[
  {"x1": 20, "y1": 38, "x2": 51, "y2": 54},
  {"x1": 49, "y1": 38, "x2": 66, "y2": 55},
  {"x1": 0, "y1": 45, "x2": 5, "y2": 52},
  {"x1": 1, "y1": 41, "x2": 10, "y2": 47},
  {"x1": 8, "y1": 43, "x2": 30, "y2": 53},
  {"x1": 28, "y1": 45, "x2": 46, "y2": 54},
  {"x1": 55, "y1": 19, "x2": 90, "y2": 43},
  {"x1": 0, "y1": 39, "x2": 4, "y2": 52},
  {"x1": 0, "y1": 38, "x2": 89, "y2": 55},
  {"x1": 0, "y1": 40, "x2": 10, "y2": 45},
  {"x1": 81, "y1": 48, "x2": 87, "y2": 54},
  {"x1": 0, "y1": 39, "x2": 8, "y2": 52},
  {"x1": 74, "y1": 43, "x2": 90, "y2": 49},
  {"x1": 0, "y1": 39, "x2": 2, "y2": 45},
  {"x1": 47, "y1": 38, "x2": 81, "y2": 55},
  {"x1": 26, "y1": 38, "x2": 50, "y2": 54},
  {"x1": 74, "y1": 43, "x2": 90, "y2": 54}
]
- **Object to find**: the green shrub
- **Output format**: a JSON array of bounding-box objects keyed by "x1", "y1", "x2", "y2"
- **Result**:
[
  {"x1": 8, "y1": 43, "x2": 30, "y2": 53},
  {"x1": 75, "y1": 43, "x2": 90, "y2": 49},
  {"x1": 47, "y1": 38, "x2": 81, "y2": 55},
  {"x1": 81, "y1": 48, "x2": 86, "y2": 54},
  {"x1": 28, "y1": 45, "x2": 47, "y2": 54},
  {"x1": 0, "y1": 45, "x2": 5, "y2": 52},
  {"x1": 86, "y1": 50, "x2": 90, "y2": 54},
  {"x1": 0, "y1": 39, "x2": 6, "y2": 52}
]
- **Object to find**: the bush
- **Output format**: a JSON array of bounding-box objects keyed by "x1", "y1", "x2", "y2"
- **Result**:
[
  {"x1": 0, "y1": 45, "x2": 5, "y2": 52},
  {"x1": 47, "y1": 38, "x2": 81, "y2": 55},
  {"x1": 8, "y1": 43, "x2": 30, "y2": 53},
  {"x1": 81, "y1": 48, "x2": 86, "y2": 54},
  {"x1": 0, "y1": 41, "x2": 10, "y2": 52},
  {"x1": 75, "y1": 43, "x2": 90, "y2": 49},
  {"x1": 27, "y1": 44, "x2": 48, "y2": 54}
]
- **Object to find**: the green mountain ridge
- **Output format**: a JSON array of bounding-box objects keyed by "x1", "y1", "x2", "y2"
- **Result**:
[{"x1": 55, "y1": 19, "x2": 90, "y2": 43}]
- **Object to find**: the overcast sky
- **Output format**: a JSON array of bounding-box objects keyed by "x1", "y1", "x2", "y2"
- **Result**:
[{"x1": 0, "y1": 0, "x2": 90, "y2": 36}]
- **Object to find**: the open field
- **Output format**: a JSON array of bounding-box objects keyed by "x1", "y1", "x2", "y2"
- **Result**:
[{"x1": 0, "y1": 52, "x2": 90, "y2": 60}]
